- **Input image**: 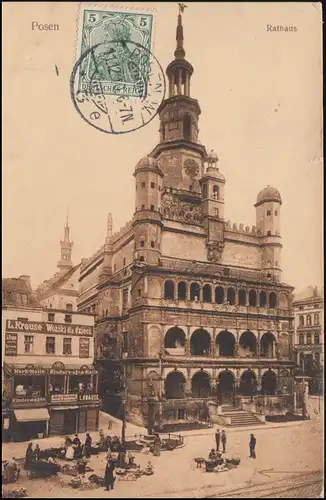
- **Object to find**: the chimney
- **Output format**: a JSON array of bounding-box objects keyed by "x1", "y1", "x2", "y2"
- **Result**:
[{"x1": 19, "y1": 275, "x2": 32, "y2": 290}]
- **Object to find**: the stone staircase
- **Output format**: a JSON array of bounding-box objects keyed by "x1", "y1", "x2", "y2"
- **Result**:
[{"x1": 221, "y1": 404, "x2": 265, "y2": 427}]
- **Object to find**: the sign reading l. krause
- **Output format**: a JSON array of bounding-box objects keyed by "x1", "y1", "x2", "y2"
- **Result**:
[{"x1": 6, "y1": 319, "x2": 93, "y2": 336}]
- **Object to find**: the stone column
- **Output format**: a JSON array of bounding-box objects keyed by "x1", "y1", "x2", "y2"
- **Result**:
[
  {"x1": 212, "y1": 329, "x2": 216, "y2": 357},
  {"x1": 178, "y1": 69, "x2": 182, "y2": 89},
  {"x1": 257, "y1": 331, "x2": 261, "y2": 358},
  {"x1": 235, "y1": 289, "x2": 239, "y2": 306},
  {"x1": 235, "y1": 329, "x2": 240, "y2": 357},
  {"x1": 171, "y1": 74, "x2": 175, "y2": 96},
  {"x1": 184, "y1": 74, "x2": 189, "y2": 96},
  {"x1": 186, "y1": 368, "x2": 192, "y2": 398},
  {"x1": 185, "y1": 326, "x2": 191, "y2": 355},
  {"x1": 66, "y1": 375, "x2": 70, "y2": 393}
]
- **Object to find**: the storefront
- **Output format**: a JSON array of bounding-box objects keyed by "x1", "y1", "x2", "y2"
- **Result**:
[
  {"x1": 11, "y1": 408, "x2": 50, "y2": 442},
  {"x1": 2, "y1": 409, "x2": 12, "y2": 442},
  {"x1": 48, "y1": 404, "x2": 99, "y2": 435}
]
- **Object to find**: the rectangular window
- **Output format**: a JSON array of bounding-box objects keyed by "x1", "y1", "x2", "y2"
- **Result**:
[
  {"x1": 214, "y1": 208, "x2": 219, "y2": 217},
  {"x1": 46, "y1": 337, "x2": 55, "y2": 354},
  {"x1": 24, "y1": 335, "x2": 34, "y2": 353},
  {"x1": 150, "y1": 205, "x2": 155, "y2": 211},
  {"x1": 79, "y1": 338, "x2": 90, "y2": 358},
  {"x1": 64, "y1": 314, "x2": 72, "y2": 324},
  {"x1": 267, "y1": 210, "x2": 272, "y2": 216},
  {"x1": 63, "y1": 337, "x2": 72, "y2": 355},
  {"x1": 140, "y1": 240, "x2": 145, "y2": 247},
  {"x1": 151, "y1": 182, "x2": 155, "y2": 188},
  {"x1": 48, "y1": 313, "x2": 55, "y2": 322}
]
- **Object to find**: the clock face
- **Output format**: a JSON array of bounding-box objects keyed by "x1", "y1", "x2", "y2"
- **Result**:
[{"x1": 184, "y1": 158, "x2": 199, "y2": 178}]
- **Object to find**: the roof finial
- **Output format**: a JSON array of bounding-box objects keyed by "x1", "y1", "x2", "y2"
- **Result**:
[
  {"x1": 175, "y1": 3, "x2": 187, "y2": 60},
  {"x1": 66, "y1": 206, "x2": 69, "y2": 228},
  {"x1": 107, "y1": 212, "x2": 113, "y2": 239}
]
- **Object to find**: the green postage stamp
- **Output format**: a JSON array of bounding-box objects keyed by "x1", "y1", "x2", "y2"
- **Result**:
[{"x1": 76, "y1": 5, "x2": 155, "y2": 97}]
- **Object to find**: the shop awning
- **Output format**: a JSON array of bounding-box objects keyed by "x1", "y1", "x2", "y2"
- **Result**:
[
  {"x1": 51, "y1": 406, "x2": 79, "y2": 411},
  {"x1": 14, "y1": 408, "x2": 50, "y2": 422}
]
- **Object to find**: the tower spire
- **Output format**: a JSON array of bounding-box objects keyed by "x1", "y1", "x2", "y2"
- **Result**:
[
  {"x1": 64, "y1": 206, "x2": 70, "y2": 242},
  {"x1": 175, "y1": 4, "x2": 187, "y2": 60}
]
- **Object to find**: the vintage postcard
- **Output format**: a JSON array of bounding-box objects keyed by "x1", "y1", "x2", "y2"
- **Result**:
[{"x1": 2, "y1": 2, "x2": 323, "y2": 498}]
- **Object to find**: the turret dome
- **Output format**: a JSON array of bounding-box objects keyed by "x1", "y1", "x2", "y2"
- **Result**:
[
  {"x1": 256, "y1": 186, "x2": 282, "y2": 206},
  {"x1": 135, "y1": 156, "x2": 162, "y2": 172}
]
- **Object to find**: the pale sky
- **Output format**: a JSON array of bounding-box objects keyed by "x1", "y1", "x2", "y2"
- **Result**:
[{"x1": 2, "y1": 2, "x2": 323, "y2": 292}]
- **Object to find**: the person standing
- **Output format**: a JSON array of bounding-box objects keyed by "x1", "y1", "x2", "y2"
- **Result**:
[
  {"x1": 221, "y1": 430, "x2": 227, "y2": 453},
  {"x1": 33, "y1": 444, "x2": 41, "y2": 461},
  {"x1": 84, "y1": 433, "x2": 92, "y2": 458},
  {"x1": 153, "y1": 433, "x2": 162, "y2": 456},
  {"x1": 72, "y1": 434, "x2": 81, "y2": 447},
  {"x1": 104, "y1": 459, "x2": 116, "y2": 491},
  {"x1": 215, "y1": 429, "x2": 221, "y2": 452},
  {"x1": 249, "y1": 434, "x2": 256, "y2": 459},
  {"x1": 24, "y1": 443, "x2": 34, "y2": 470}
]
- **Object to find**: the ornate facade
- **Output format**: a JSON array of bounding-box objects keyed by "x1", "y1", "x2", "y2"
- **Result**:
[
  {"x1": 78, "y1": 12, "x2": 295, "y2": 428},
  {"x1": 293, "y1": 286, "x2": 324, "y2": 395}
]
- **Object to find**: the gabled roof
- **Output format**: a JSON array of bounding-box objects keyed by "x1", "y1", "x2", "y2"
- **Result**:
[
  {"x1": 37, "y1": 263, "x2": 81, "y2": 298},
  {"x1": 2, "y1": 277, "x2": 42, "y2": 308}
]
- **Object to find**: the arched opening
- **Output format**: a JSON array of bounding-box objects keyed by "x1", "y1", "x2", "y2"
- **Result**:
[
  {"x1": 215, "y1": 286, "x2": 224, "y2": 304},
  {"x1": 314, "y1": 313, "x2": 320, "y2": 325},
  {"x1": 269, "y1": 292, "x2": 277, "y2": 308},
  {"x1": 191, "y1": 372, "x2": 211, "y2": 398},
  {"x1": 259, "y1": 291, "x2": 267, "y2": 307},
  {"x1": 249, "y1": 290, "x2": 257, "y2": 307},
  {"x1": 213, "y1": 185, "x2": 219, "y2": 200},
  {"x1": 260, "y1": 332, "x2": 276, "y2": 358},
  {"x1": 261, "y1": 370, "x2": 277, "y2": 395},
  {"x1": 306, "y1": 315, "x2": 312, "y2": 326},
  {"x1": 178, "y1": 281, "x2": 187, "y2": 300},
  {"x1": 216, "y1": 330, "x2": 236, "y2": 357},
  {"x1": 203, "y1": 284, "x2": 212, "y2": 303},
  {"x1": 164, "y1": 327, "x2": 186, "y2": 353},
  {"x1": 239, "y1": 330, "x2": 257, "y2": 357},
  {"x1": 238, "y1": 289, "x2": 246, "y2": 306},
  {"x1": 239, "y1": 370, "x2": 257, "y2": 396},
  {"x1": 190, "y1": 329, "x2": 211, "y2": 356},
  {"x1": 279, "y1": 293, "x2": 288, "y2": 309},
  {"x1": 190, "y1": 282, "x2": 200, "y2": 302},
  {"x1": 227, "y1": 287, "x2": 236, "y2": 305},
  {"x1": 66, "y1": 303, "x2": 73, "y2": 311},
  {"x1": 278, "y1": 369, "x2": 292, "y2": 394},
  {"x1": 164, "y1": 280, "x2": 175, "y2": 300},
  {"x1": 217, "y1": 371, "x2": 235, "y2": 404},
  {"x1": 165, "y1": 371, "x2": 186, "y2": 399},
  {"x1": 202, "y1": 184, "x2": 208, "y2": 198},
  {"x1": 183, "y1": 113, "x2": 191, "y2": 141},
  {"x1": 299, "y1": 315, "x2": 304, "y2": 326}
]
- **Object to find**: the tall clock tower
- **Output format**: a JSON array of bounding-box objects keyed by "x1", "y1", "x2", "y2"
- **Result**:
[{"x1": 150, "y1": 9, "x2": 206, "y2": 193}]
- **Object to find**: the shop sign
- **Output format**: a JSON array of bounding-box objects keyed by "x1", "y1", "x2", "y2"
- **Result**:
[
  {"x1": 79, "y1": 338, "x2": 90, "y2": 358},
  {"x1": 11, "y1": 397, "x2": 47, "y2": 407},
  {"x1": 50, "y1": 394, "x2": 78, "y2": 403},
  {"x1": 5, "y1": 333, "x2": 18, "y2": 356},
  {"x1": 13, "y1": 367, "x2": 47, "y2": 375},
  {"x1": 6, "y1": 319, "x2": 93, "y2": 337},
  {"x1": 49, "y1": 368, "x2": 97, "y2": 375},
  {"x1": 79, "y1": 394, "x2": 99, "y2": 401}
]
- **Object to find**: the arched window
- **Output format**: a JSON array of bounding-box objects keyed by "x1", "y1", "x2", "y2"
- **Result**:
[
  {"x1": 249, "y1": 290, "x2": 257, "y2": 307},
  {"x1": 178, "y1": 282, "x2": 187, "y2": 300},
  {"x1": 227, "y1": 287, "x2": 236, "y2": 305},
  {"x1": 299, "y1": 333, "x2": 304, "y2": 344},
  {"x1": 123, "y1": 257, "x2": 126, "y2": 266},
  {"x1": 164, "y1": 280, "x2": 175, "y2": 300},
  {"x1": 269, "y1": 292, "x2": 277, "y2": 308},
  {"x1": 299, "y1": 315, "x2": 304, "y2": 326},
  {"x1": 215, "y1": 286, "x2": 224, "y2": 304},
  {"x1": 259, "y1": 291, "x2": 267, "y2": 307},
  {"x1": 213, "y1": 185, "x2": 219, "y2": 200},
  {"x1": 202, "y1": 184, "x2": 208, "y2": 198},
  {"x1": 306, "y1": 315, "x2": 312, "y2": 326},
  {"x1": 139, "y1": 256, "x2": 145, "y2": 262},
  {"x1": 190, "y1": 282, "x2": 200, "y2": 302},
  {"x1": 183, "y1": 113, "x2": 191, "y2": 141},
  {"x1": 314, "y1": 333, "x2": 320, "y2": 344},
  {"x1": 66, "y1": 303, "x2": 73, "y2": 311},
  {"x1": 314, "y1": 313, "x2": 320, "y2": 325},
  {"x1": 203, "y1": 284, "x2": 212, "y2": 303},
  {"x1": 267, "y1": 231, "x2": 272, "y2": 236},
  {"x1": 307, "y1": 333, "x2": 312, "y2": 344},
  {"x1": 238, "y1": 289, "x2": 246, "y2": 306}
]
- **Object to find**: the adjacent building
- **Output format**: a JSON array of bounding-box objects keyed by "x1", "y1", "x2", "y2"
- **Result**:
[
  {"x1": 293, "y1": 286, "x2": 324, "y2": 395},
  {"x1": 2, "y1": 275, "x2": 100, "y2": 441},
  {"x1": 77, "y1": 12, "x2": 295, "y2": 430}
]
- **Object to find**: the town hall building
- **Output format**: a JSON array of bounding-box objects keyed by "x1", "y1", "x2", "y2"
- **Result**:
[{"x1": 78, "y1": 11, "x2": 295, "y2": 429}]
